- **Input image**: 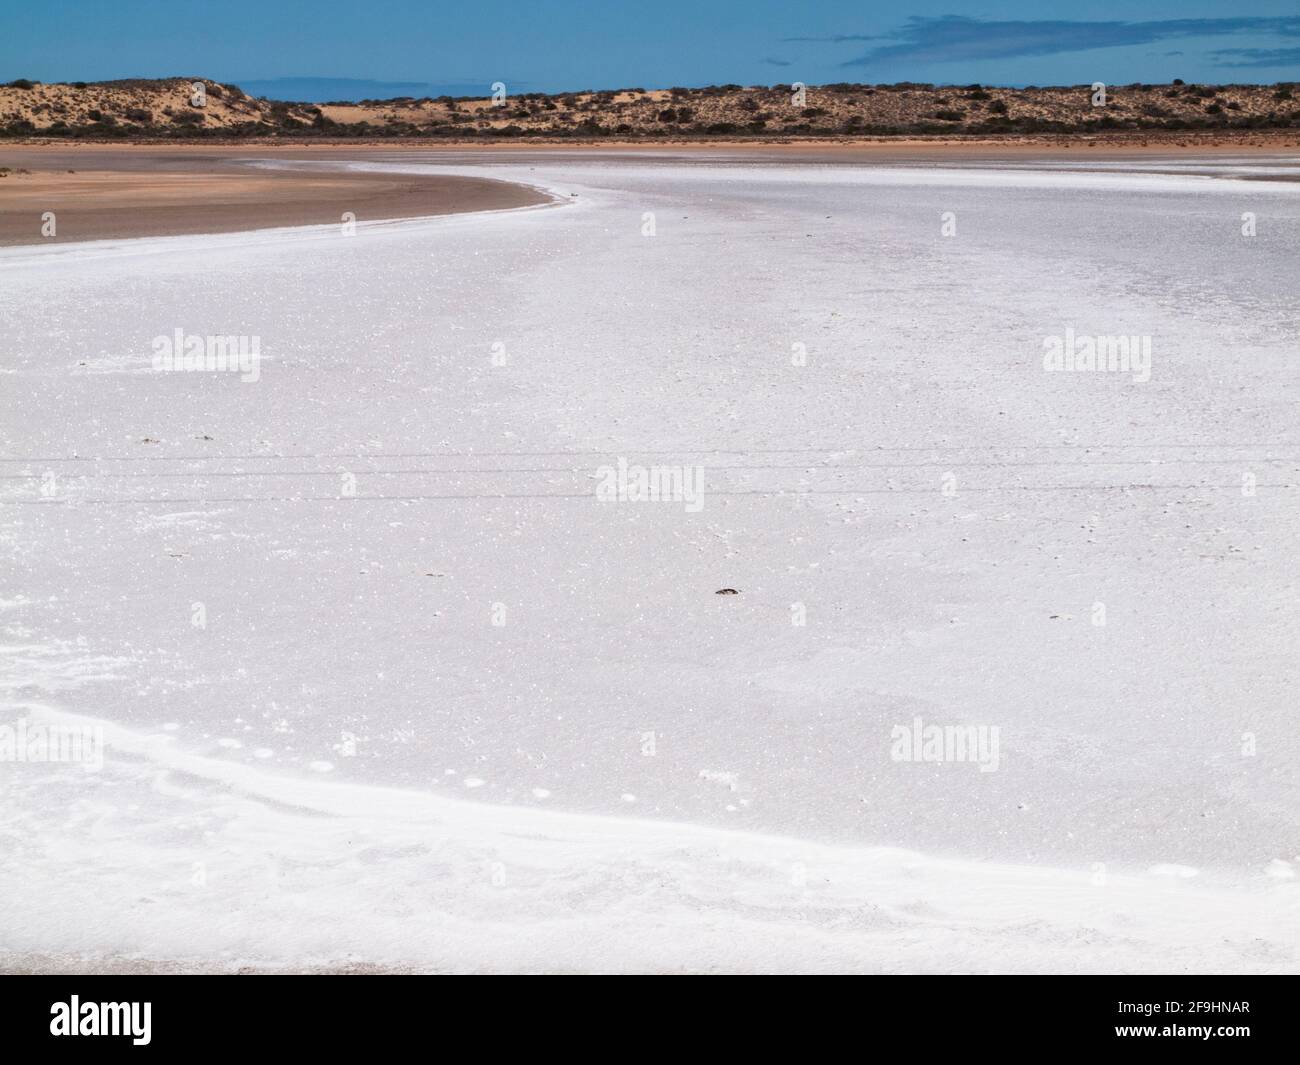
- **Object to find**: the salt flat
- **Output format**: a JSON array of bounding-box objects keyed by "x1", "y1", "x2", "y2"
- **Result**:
[{"x1": 1, "y1": 151, "x2": 1298, "y2": 971}]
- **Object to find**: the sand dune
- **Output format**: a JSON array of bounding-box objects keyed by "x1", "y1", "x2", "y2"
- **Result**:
[{"x1": 2, "y1": 76, "x2": 1298, "y2": 141}]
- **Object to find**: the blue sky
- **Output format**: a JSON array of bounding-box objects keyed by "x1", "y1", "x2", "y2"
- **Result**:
[{"x1": 3, "y1": 1, "x2": 1298, "y2": 99}]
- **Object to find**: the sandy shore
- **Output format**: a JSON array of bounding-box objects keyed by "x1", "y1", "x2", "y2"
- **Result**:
[
  {"x1": 0, "y1": 147, "x2": 550, "y2": 245},
  {"x1": 2, "y1": 139, "x2": 1297, "y2": 245}
]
